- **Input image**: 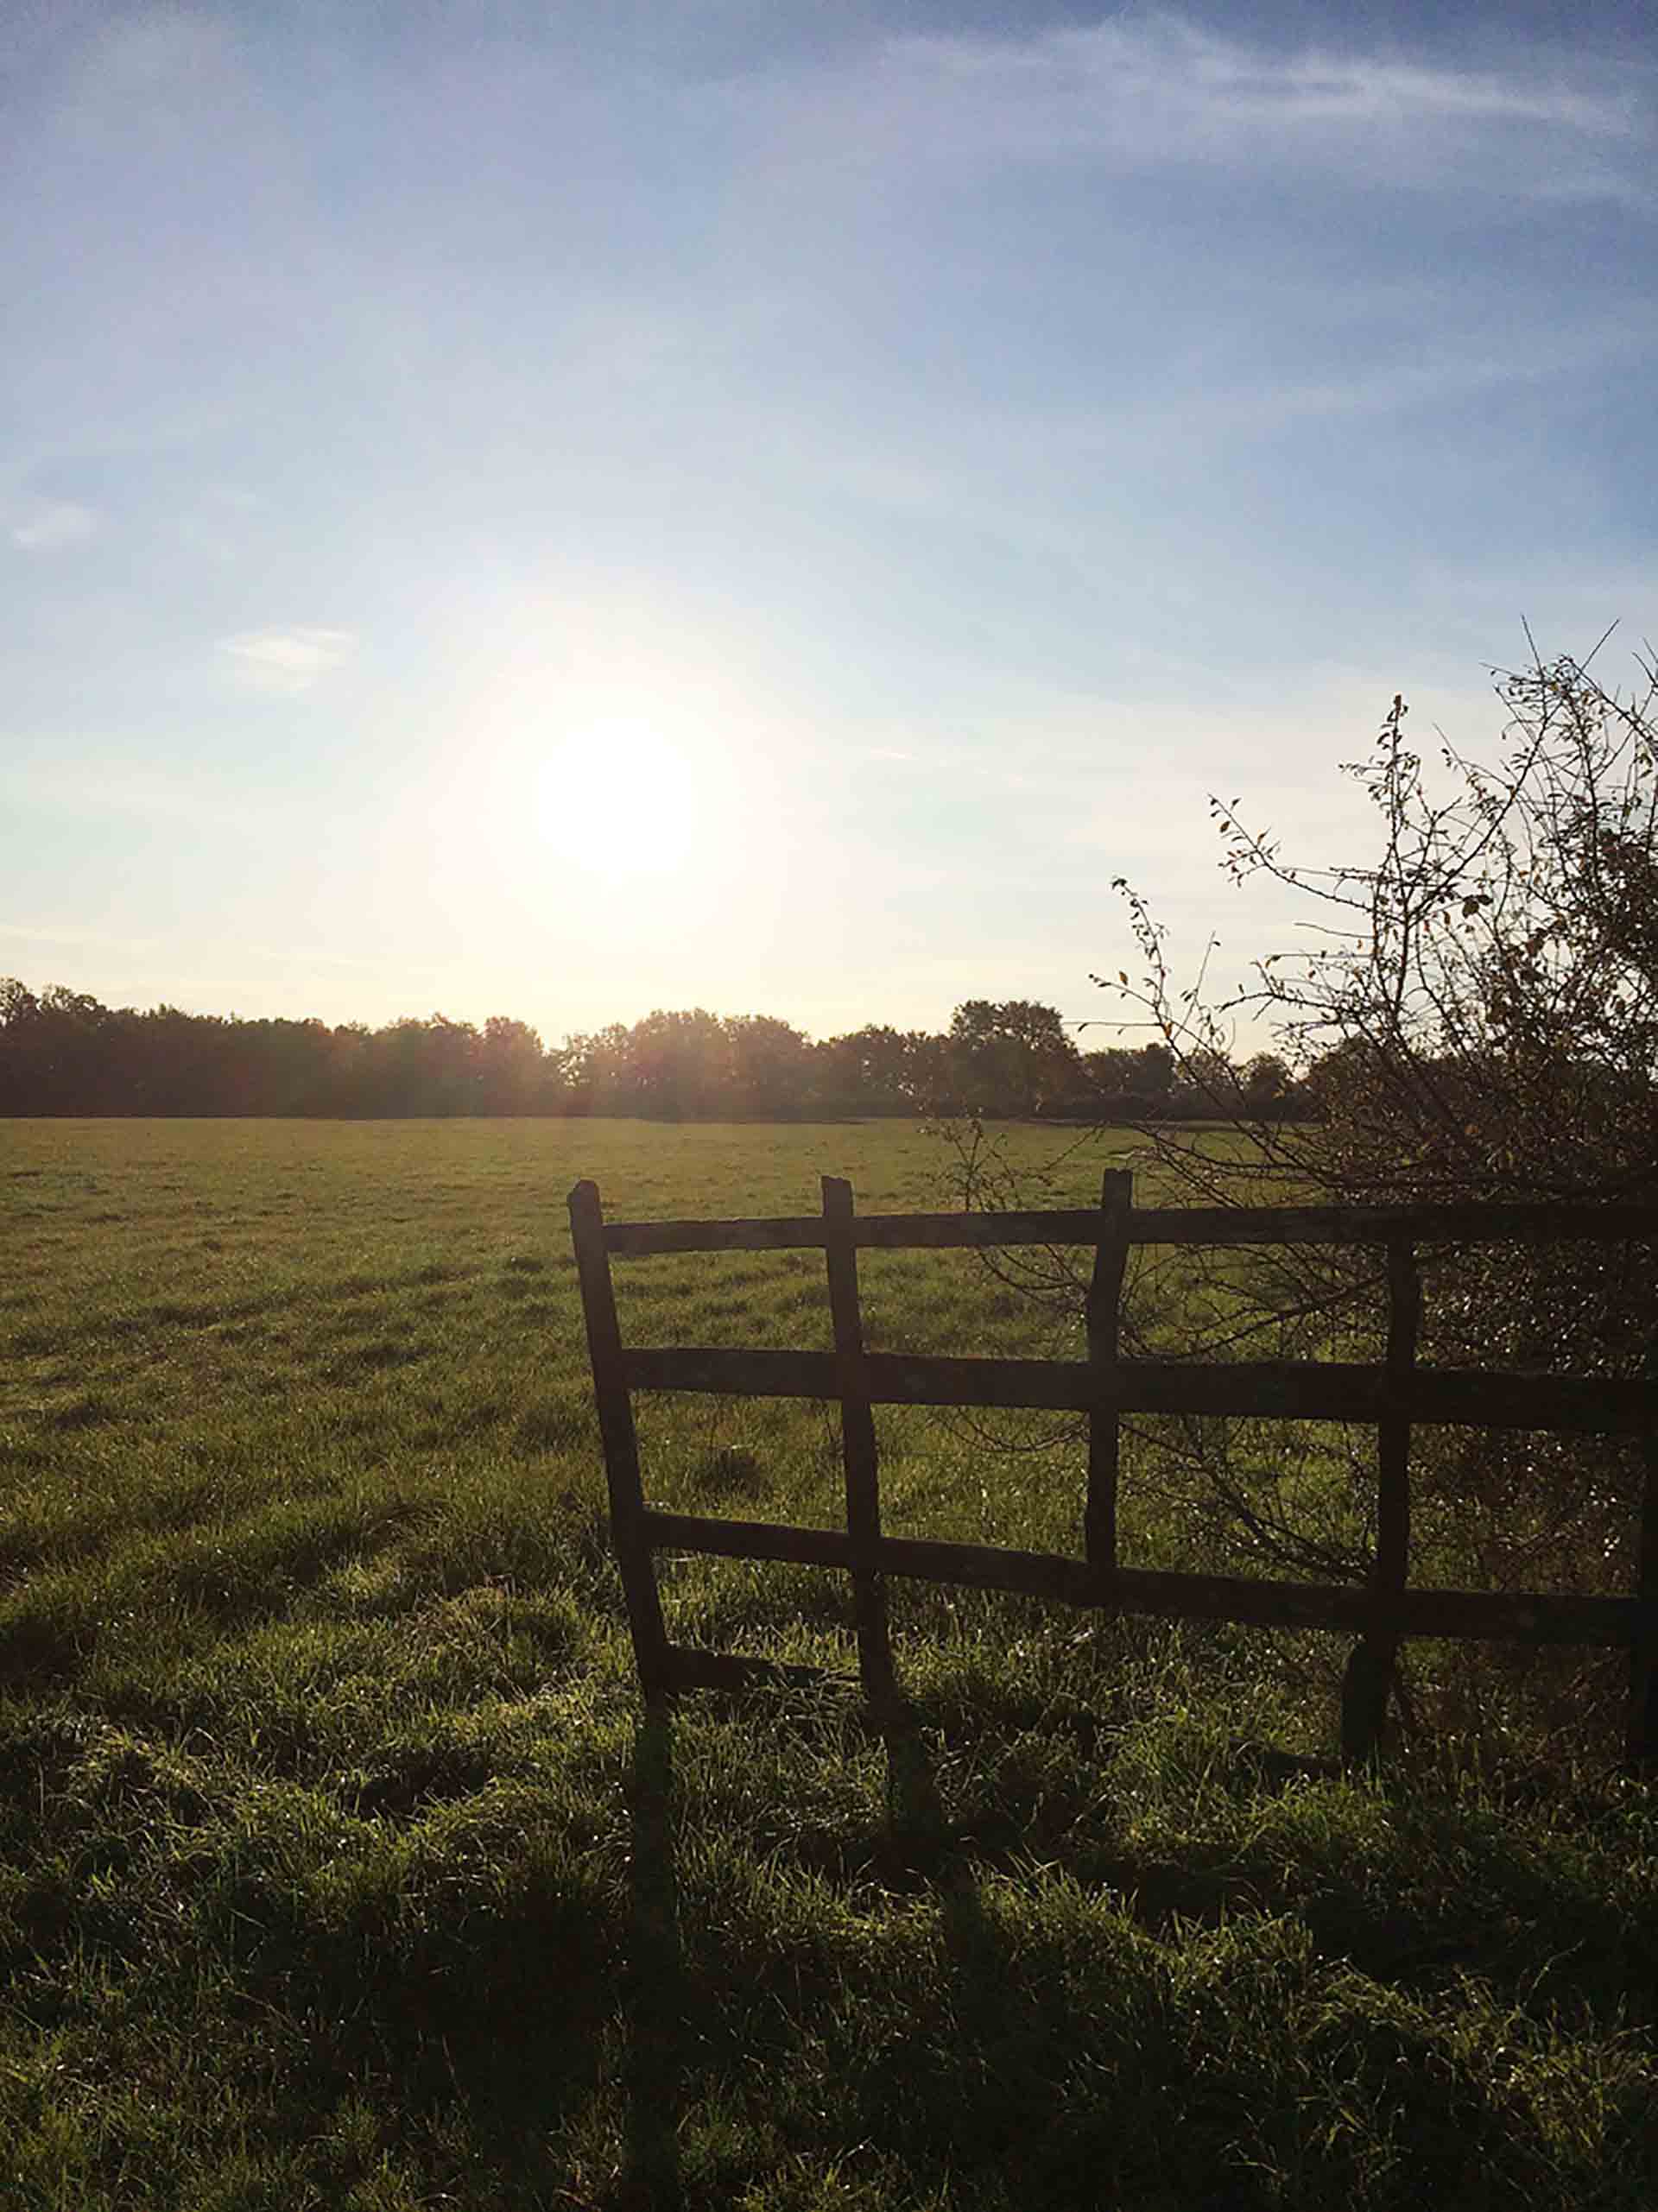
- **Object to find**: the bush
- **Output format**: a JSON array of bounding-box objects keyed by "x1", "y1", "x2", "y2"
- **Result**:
[{"x1": 952, "y1": 641, "x2": 1658, "y2": 1760}]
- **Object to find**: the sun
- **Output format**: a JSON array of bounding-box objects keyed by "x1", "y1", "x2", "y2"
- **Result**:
[{"x1": 535, "y1": 721, "x2": 704, "y2": 879}]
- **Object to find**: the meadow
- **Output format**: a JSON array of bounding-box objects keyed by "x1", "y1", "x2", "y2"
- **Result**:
[{"x1": 3, "y1": 1116, "x2": 1655, "y2": 2210}]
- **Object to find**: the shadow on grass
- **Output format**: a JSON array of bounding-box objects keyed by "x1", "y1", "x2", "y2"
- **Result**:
[
  {"x1": 621, "y1": 1693, "x2": 990, "y2": 2208},
  {"x1": 627, "y1": 1704, "x2": 686, "y2": 2206},
  {"x1": 879, "y1": 1696, "x2": 954, "y2": 1871}
]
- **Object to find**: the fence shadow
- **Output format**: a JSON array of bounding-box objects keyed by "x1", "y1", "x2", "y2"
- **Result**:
[
  {"x1": 625, "y1": 1705, "x2": 684, "y2": 2206},
  {"x1": 879, "y1": 1697, "x2": 949, "y2": 1864}
]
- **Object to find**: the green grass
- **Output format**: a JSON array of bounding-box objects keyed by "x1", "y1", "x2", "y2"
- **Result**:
[{"x1": 2, "y1": 1116, "x2": 1655, "y2": 2209}]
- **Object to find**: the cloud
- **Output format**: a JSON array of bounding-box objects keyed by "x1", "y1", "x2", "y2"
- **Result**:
[
  {"x1": 218, "y1": 626, "x2": 357, "y2": 695},
  {"x1": 10, "y1": 501, "x2": 98, "y2": 551},
  {"x1": 751, "y1": 13, "x2": 1654, "y2": 208},
  {"x1": 907, "y1": 17, "x2": 1641, "y2": 140}
]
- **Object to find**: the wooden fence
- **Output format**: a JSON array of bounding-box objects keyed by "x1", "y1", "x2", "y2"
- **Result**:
[{"x1": 568, "y1": 1172, "x2": 1658, "y2": 1766}]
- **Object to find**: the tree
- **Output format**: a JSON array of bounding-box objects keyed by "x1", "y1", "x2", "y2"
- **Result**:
[
  {"x1": 934, "y1": 644, "x2": 1658, "y2": 1754},
  {"x1": 556, "y1": 1008, "x2": 815, "y2": 1119},
  {"x1": 1241, "y1": 1052, "x2": 1294, "y2": 1118},
  {"x1": 561, "y1": 1023, "x2": 631, "y2": 1115},
  {"x1": 816, "y1": 1025, "x2": 927, "y2": 1115},
  {"x1": 946, "y1": 998, "x2": 1080, "y2": 1116},
  {"x1": 478, "y1": 1015, "x2": 551, "y2": 1115},
  {"x1": 1094, "y1": 643, "x2": 1658, "y2": 1749},
  {"x1": 725, "y1": 1014, "x2": 813, "y2": 1118}
]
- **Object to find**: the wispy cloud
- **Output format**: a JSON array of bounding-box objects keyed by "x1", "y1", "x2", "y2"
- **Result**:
[
  {"x1": 907, "y1": 17, "x2": 1641, "y2": 137},
  {"x1": 10, "y1": 500, "x2": 98, "y2": 551},
  {"x1": 761, "y1": 13, "x2": 1655, "y2": 206},
  {"x1": 218, "y1": 626, "x2": 357, "y2": 696}
]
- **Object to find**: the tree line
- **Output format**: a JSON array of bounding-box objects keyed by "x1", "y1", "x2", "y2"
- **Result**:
[{"x1": 0, "y1": 981, "x2": 1305, "y2": 1122}]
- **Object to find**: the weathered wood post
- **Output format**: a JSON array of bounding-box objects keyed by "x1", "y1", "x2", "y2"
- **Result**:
[
  {"x1": 822, "y1": 1176, "x2": 897, "y2": 1706},
  {"x1": 1341, "y1": 1236, "x2": 1420, "y2": 1764},
  {"x1": 1085, "y1": 1169, "x2": 1133, "y2": 1595},
  {"x1": 569, "y1": 1179, "x2": 670, "y2": 1699},
  {"x1": 1629, "y1": 1350, "x2": 1658, "y2": 1772}
]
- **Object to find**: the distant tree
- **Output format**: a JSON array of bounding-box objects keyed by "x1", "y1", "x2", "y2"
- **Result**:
[
  {"x1": 1066, "y1": 1040, "x2": 1185, "y2": 1120},
  {"x1": 22, "y1": 987, "x2": 117, "y2": 1112},
  {"x1": 351, "y1": 1014, "x2": 483, "y2": 1115},
  {"x1": 0, "y1": 982, "x2": 43, "y2": 1112},
  {"x1": 816, "y1": 1025, "x2": 934, "y2": 1115},
  {"x1": 947, "y1": 999, "x2": 1080, "y2": 1115},
  {"x1": 1127, "y1": 1040, "x2": 1175, "y2": 1100},
  {"x1": 1242, "y1": 1052, "x2": 1294, "y2": 1117},
  {"x1": 624, "y1": 1008, "x2": 733, "y2": 1117},
  {"x1": 1082, "y1": 1045, "x2": 1140, "y2": 1092},
  {"x1": 561, "y1": 1023, "x2": 631, "y2": 1115},
  {"x1": 478, "y1": 1015, "x2": 550, "y2": 1115},
  {"x1": 725, "y1": 1014, "x2": 813, "y2": 1117}
]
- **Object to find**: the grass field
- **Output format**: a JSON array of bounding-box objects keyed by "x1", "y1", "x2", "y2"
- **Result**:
[{"x1": 3, "y1": 1116, "x2": 1656, "y2": 2210}]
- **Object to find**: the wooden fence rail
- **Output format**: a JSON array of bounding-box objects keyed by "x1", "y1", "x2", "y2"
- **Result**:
[{"x1": 568, "y1": 1174, "x2": 1658, "y2": 1766}]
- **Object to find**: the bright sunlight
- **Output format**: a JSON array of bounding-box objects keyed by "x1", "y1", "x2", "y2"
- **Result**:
[
  {"x1": 430, "y1": 595, "x2": 781, "y2": 960},
  {"x1": 535, "y1": 720, "x2": 702, "y2": 878}
]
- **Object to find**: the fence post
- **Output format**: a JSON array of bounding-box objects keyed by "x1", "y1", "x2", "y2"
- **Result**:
[
  {"x1": 823, "y1": 1177, "x2": 897, "y2": 1705},
  {"x1": 1342, "y1": 1237, "x2": 1420, "y2": 1764},
  {"x1": 569, "y1": 1179, "x2": 670, "y2": 1699},
  {"x1": 1085, "y1": 1169, "x2": 1133, "y2": 1592},
  {"x1": 1629, "y1": 1364, "x2": 1658, "y2": 1772}
]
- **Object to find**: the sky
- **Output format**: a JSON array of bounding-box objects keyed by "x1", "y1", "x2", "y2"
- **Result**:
[{"x1": 3, "y1": 0, "x2": 1655, "y2": 1055}]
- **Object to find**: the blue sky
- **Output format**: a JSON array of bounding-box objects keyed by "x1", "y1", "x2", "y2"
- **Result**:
[{"x1": 3, "y1": 1, "x2": 1654, "y2": 1052}]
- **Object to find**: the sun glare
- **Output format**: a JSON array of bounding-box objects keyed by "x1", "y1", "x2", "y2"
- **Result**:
[
  {"x1": 535, "y1": 721, "x2": 705, "y2": 880},
  {"x1": 441, "y1": 610, "x2": 774, "y2": 926}
]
